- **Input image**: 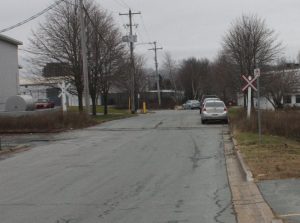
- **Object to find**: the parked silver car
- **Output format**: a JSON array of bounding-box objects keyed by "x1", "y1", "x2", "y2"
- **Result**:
[
  {"x1": 182, "y1": 100, "x2": 200, "y2": 109},
  {"x1": 200, "y1": 97, "x2": 220, "y2": 114},
  {"x1": 201, "y1": 100, "x2": 228, "y2": 124}
]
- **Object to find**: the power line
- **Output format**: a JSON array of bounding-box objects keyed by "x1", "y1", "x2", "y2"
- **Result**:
[
  {"x1": 112, "y1": 0, "x2": 128, "y2": 9},
  {"x1": 0, "y1": 0, "x2": 65, "y2": 34},
  {"x1": 118, "y1": 0, "x2": 131, "y2": 9},
  {"x1": 82, "y1": 4, "x2": 110, "y2": 47},
  {"x1": 132, "y1": 17, "x2": 144, "y2": 43},
  {"x1": 139, "y1": 14, "x2": 152, "y2": 42}
]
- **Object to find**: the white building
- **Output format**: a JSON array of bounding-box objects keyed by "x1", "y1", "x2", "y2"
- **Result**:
[
  {"x1": 237, "y1": 67, "x2": 300, "y2": 109},
  {"x1": 0, "y1": 34, "x2": 22, "y2": 111},
  {"x1": 19, "y1": 76, "x2": 80, "y2": 107}
]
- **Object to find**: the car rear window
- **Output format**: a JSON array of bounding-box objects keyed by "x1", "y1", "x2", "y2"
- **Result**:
[{"x1": 205, "y1": 101, "x2": 224, "y2": 107}]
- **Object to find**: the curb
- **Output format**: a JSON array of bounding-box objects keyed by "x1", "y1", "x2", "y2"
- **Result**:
[
  {"x1": 0, "y1": 144, "x2": 29, "y2": 156},
  {"x1": 232, "y1": 137, "x2": 254, "y2": 182},
  {"x1": 229, "y1": 135, "x2": 284, "y2": 223}
]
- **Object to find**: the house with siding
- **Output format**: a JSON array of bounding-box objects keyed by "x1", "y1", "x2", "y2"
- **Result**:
[{"x1": 0, "y1": 34, "x2": 22, "y2": 111}]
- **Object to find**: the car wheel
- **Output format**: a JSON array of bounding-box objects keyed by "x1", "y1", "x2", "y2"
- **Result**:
[
  {"x1": 201, "y1": 119, "x2": 206, "y2": 124},
  {"x1": 224, "y1": 119, "x2": 228, "y2": 124}
]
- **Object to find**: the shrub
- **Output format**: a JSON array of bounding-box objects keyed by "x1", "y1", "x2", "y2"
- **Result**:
[
  {"x1": 229, "y1": 108, "x2": 300, "y2": 140},
  {"x1": 0, "y1": 111, "x2": 97, "y2": 133}
]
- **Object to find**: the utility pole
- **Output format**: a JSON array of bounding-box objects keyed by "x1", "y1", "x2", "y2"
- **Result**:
[
  {"x1": 149, "y1": 41, "x2": 163, "y2": 106},
  {"x1": 120, "y1": 9, "x2": 140, "y2": 114},
  {"x1": 79, "y1": 0, "x2": 90, "y2": 113}
]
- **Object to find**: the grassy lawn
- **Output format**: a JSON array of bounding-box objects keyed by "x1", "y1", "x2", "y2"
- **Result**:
[
  {"x1": 69, "y1": 105, "x2": 135, "y2": 124},
  {"x1": 92, "y1": 113, "x2": 135, "y2": 123},
  {"x1": 235, "y1": 131, "x2": 300, "y2": 180},
  {"x1": 68, "y1": 105, "x2": 130, "y2": 114},
  {"x1": 229, "y1": 107, "x2": 300, "y2": 180}
]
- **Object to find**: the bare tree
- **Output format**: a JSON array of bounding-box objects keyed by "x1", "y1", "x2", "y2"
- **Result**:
[
  {"x1": 86, "y1": 7, "x2": 126, "y2": 115},
  {"x1": 28, "y1": 0, "x2": 124, "y2": 113},
  {"x1": 29, "y1": 1, "x2": 86, "y2": 110},
  {"x1": 178, "y1": 57, "x2": 210, "y2": 100},
  {"x1": 161, "y1": 52, "x2": 180, "y2": 104},
  {"x1": 114, "y1": 55, "x2": 148, "y2": 108},
  {"x1": 223, "y1": 14, "x2": 282, "y2": 106},
  {"x1": 211, "y1": 51, "x2": 240, "y2": 103}
]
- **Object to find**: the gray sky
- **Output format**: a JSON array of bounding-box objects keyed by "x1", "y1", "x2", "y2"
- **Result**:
[{"x1": 1, "y1": 0, "x2": 300, "y2": 74}]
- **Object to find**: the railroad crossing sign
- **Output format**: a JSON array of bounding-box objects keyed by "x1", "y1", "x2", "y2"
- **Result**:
[
  {"x1": 242, "y1": 75, "x2": 258, "y2": 92},
  {"x1": 58, "y1": 81, "x2": 71, "y2": 112}
]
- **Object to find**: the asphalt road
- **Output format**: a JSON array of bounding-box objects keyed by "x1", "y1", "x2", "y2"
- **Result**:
[{"x1": 0, "y1": 110, "x2": 236, "y2": 223}]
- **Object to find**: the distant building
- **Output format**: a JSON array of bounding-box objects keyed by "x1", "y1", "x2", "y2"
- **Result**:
[
  {"x1": 237, "y1": 66, "x2": 300, "y2": 109},
  {"x1": 19, "y1": 76, "x2": 80, "y2": 107},
  {"x1": 0, "y1": 34, "x2": 22, "y2": 111}
]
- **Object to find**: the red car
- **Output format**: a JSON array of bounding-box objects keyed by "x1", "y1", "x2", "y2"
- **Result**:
[{"x1": 35, "y1": 99, "x2": 55, "y2": 109}]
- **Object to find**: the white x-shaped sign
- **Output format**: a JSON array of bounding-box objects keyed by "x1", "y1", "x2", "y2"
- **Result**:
[
  {"x1": 242, "y1": 75, "x2": 258, "y2": 92},
  {"x1": 58, "y1": 82, "x2": 71, "y2": 98}
]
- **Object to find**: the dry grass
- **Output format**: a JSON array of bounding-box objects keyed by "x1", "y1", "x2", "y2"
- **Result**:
[
  {"x1": 0, "y1": 109, "x2": 134, "y2": 133},
  {"x1": 229, "y1": 107, "x2": 300, "y2": 140},
  {"x1": 0, "y1": 111, "x2": 97, "y2": 133},
  {"x1": 229, "y1": 107, "x2": 300, "y2": 180},
  {"x1": 236, "y1": 132, "x2": 300, "y2": 180}
]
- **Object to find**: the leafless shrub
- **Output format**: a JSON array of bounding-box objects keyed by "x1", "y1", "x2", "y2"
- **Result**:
[
  {"x1": 0, "y1": 112, "x2": 97, "y2": 133},
  {"x1": 230, "y1": 109, "x2": 300, "y2": 140}
]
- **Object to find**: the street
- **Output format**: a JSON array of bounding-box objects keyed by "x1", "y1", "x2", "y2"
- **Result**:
[{"x1": 0, "y1": 110, "x2": 236, "y2": 223}]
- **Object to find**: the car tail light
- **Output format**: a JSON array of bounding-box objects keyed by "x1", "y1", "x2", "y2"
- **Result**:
[
  {"x1": 203, "y1": 107, "x2": 206, "y2": 112},
  {"x1": 224, "y1": 107, "x2": 227, "y2": 111}
]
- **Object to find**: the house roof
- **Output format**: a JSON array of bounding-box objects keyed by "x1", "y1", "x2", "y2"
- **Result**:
[{"x1": 0, "y1": 34, "x2": 22, "y2": 46}]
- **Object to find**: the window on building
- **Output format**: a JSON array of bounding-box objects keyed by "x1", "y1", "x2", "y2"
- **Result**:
[
  {"x1": 284, "y1": 95, "x2": 291, "y2": 104},
  {"x1": 296, "y1": 95, "x2": 300, "y2": 103}
]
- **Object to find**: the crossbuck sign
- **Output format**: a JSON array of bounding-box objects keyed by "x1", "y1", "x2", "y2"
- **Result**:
[
  {"x1": 242, "y1": 75, "x2": 258, "y2": 92},
  {"x1": 242, "y1": 75, "x2": 259, "y2": 118},
  {"x1": 58, "y1": 81, "x2": 71, "y2": 112}
]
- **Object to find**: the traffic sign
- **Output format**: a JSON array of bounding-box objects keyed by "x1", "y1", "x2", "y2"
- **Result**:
[
  {"x1": 58, "y1": 81, "x2": 71, "y2": 111},
  {"x1": 254, "y1": 68, "x2": 260, "y2": 77},
  {"x1": 122, "y1": 35, "x2": 137, "y2": 43},
  {"x1": 242, "y1": 75, "x2": 258, "y2": 92}
]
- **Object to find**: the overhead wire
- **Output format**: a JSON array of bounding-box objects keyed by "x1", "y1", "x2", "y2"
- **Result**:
[
  {"x1": 0, "y1": 0, "x2": 65, "y2": 33},
  {"x1": 112, "y1": 0, "x2": 128, "y2": 9},
  {"x1": 132, "y1": 17, "x2": 144, "y2": 44},
  {"x1": 139, "y1": 14, "x2": 152, "y2": 43},
  {"x1": 116, "y1": 0, "x2": 130, "y2": 9},
  {"x1": 82, "y1": 4, "x2": 110, "y2": 47}
]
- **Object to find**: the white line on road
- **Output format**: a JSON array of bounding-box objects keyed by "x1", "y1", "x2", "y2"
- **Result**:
[{"x1": 280, "y1": 213, "x2": 300, "y2": 217}]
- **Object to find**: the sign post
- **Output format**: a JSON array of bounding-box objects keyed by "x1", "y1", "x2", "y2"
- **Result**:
[
  {"x1": 242, "y1": 75, "x2": 258, "y2": 119},
  {"x1": 247, "y1": 76, "x2": 252, "y2": 118},
  {"x1": 254, "y1": 68, "x2": 262, "y2": 143},
  {"x1": 58, "y1": 81, "x2": 71, "y2": 112}
]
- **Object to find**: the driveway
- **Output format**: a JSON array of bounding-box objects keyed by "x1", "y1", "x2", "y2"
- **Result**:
[{"x1": 258, "y1": 179, "x2": 300, "y2": 223}]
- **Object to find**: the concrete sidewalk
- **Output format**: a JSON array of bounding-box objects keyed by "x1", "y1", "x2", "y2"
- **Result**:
[
  {"x1": 223, "y1": 130, "x2": 283, "y2": 223},
  {"x1": 258, "y1": 179, "x2": 300, "y2": 223}
]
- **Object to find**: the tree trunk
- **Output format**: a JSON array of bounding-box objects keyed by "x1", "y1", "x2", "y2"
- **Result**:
[
  {"x1": 103, "y1": 93, "x2": 108, "y2": 115},
  {"x1": 91, "y1": 95, "x2": 97, "y2": 116},
  {"x1": 78, "y1": 93, "x2": 83, "y2": 112}
]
